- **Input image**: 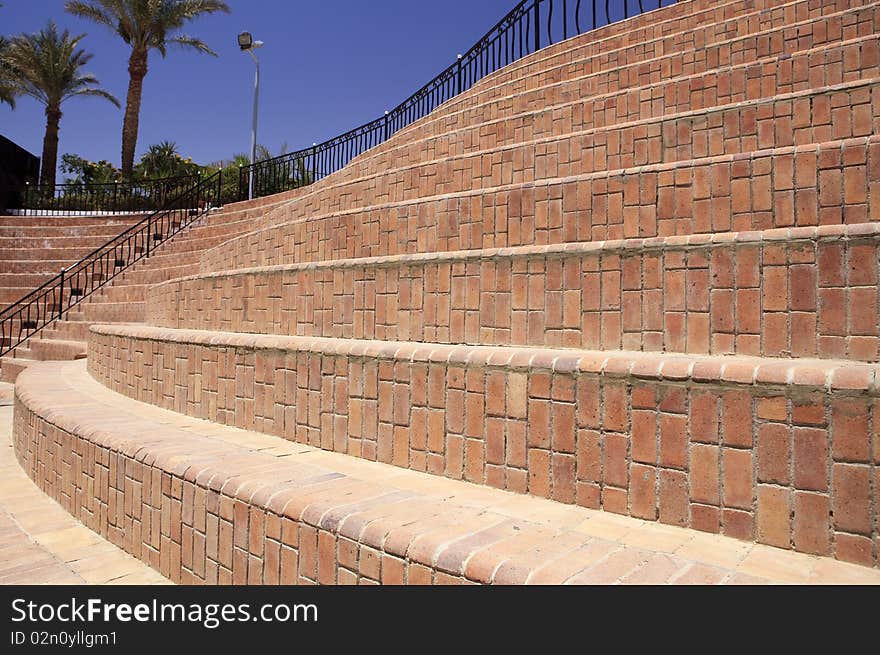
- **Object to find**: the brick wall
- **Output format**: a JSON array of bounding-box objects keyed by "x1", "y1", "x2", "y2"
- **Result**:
[
  {"x1": 88, "y1": 325, "x2": 880, "y2": 567},
  {"x1": 151, "y1": 223, "x2": 880, "y2": 362}
]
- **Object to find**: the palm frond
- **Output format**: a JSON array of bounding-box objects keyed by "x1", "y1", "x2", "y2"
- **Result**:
[
  {"x1": 63, "y1": 1, "x2": 118, "y2": 30},
  {"x1": 69, "y1": 87, "x2": 121, "y2": 107},
  {"x1": 0, "y1": 35, "x2": 17, "y2": 108},
  {"x1": 67, "y1": 0, "x2": 229, "y2": 52},
  {"x1": 167, "y1": 34, "x2": 217, "y2": 56}
]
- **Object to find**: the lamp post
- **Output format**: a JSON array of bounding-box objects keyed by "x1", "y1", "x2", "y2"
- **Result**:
[{"x1": 238, "y1": 32, "x2": 264, "y2": 200}]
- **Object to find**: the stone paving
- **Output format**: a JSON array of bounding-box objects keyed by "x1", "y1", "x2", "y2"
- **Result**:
[{"x1": 0, "y1": 383, "x2": 169, "y2": 585}]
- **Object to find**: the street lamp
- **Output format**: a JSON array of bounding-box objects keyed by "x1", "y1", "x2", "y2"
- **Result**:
[{"x1": 238, "y1": 32, "x2": 264, "y2": 200}]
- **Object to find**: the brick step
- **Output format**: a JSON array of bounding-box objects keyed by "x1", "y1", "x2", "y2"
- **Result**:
[
  {"x1": 0, "y1": 226, "x2": 139, "y2": 240},
  {"x1": 88, "y1": 325, "x2": 880, "y2": 569},
  {"x1": 15, "y1": 359, "x2": 880, "y2": 584},
  {"x1": 0, "y1": 273, "x2": 68, "y2": 288},
  {"x1": 67, "y1": 302, "x2": 145, "y2": 323},
  {"x1": 28, "y1": 338, "x2": 86, "y2": 361},
  {"x1": 0, "y1": 285, "x2": 42, "y2": 298},
  {"x1": 0, "y1": 260, "x2": 77, "y2": 274},
  {"x1": 3, "y1": 345, "x2": 34, "y2": 360},
  {"x1": 0, "y1": 247, "x2": 100, "y2": 261},
  {"x1": 0, "y1": 215, "x2": 144, "y2": 228},
  {"x1": 0, "y1": 356, "x2": 35, "y2": 383},
  {"x1": 127, "y1": 252, "x2": 200, "y2": 273},
  {"x1": 39, "y1": 321, "x2": 96, "y2": 342},
  {"x1": 179, "y1": 219, "x2": 271, "y2": 244},
  {"x1": 354, "y1": 33, "x2": 880, "y2": 180},
  {"x1": 261, "y1": 80, "x2": 880, "y2": 223},
  {"x1": 154, "y1": 223, "x2": 880, "y2": 363},
  {"x1": 0, "y1": 288, "x2": 42, "y2": 305},
  {"x1": 92, "y1": 284, "x2": 148, "y2": 303},
  {"x1": 113, "y1": 263, "x2": 198, "y2": 286},
  {"x1": 217, "y1": 2, "x2": 877, "y2": 241},
  {"x1": 430, "y1": 0, "x2": 873, "y2": 123},
  {"x1": 361, "y1": 0, "x2": 874, "y2": 170},
  {"x1": 0, "y1": 234, "x2": 136, "y2": 249},
  {"x1": 201, "y1": 134, "x2": 880, "y2": 273},
  {"x1": 146, "y1": 232, "x2": 244, "y2": 256}
]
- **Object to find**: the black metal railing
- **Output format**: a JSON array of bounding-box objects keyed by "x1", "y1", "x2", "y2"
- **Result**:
[
  {"x1": 0, "y1": 171, "x2": 222, "y2": 357},
  {"x1": 239, "y1": 0, "x2": 676, "y2": 200},
  {"x1": 1, "y1": 174, "x2": 201, "y2": 216}
]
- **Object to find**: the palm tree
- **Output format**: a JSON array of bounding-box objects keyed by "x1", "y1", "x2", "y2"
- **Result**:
[
  {"x1": 0, "y1": 36, "x2": 17, "y2": 108},
  {"x1": 137, "y1": 140, "x2": 182, "y2": 178},
  {"x1": 2, "y1": 23, "x2": 120, "y2": 187},
  {"x1": 65, "y1": 0, "x2": 231, "y2": 178}
]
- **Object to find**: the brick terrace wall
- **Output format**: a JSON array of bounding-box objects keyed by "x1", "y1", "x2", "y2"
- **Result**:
[
  {"x1": 200, "y1": 136, "x2": 880, "y2": 274},
  {"x1": 88, "y1": 326, "x2": 880, "y2": 567},
  {"x1": 151, "y1": 224, "x2": 880, "y2": 362},
  {"x1": 197, "y1": 0, "x2": 877, "y2": 273}
]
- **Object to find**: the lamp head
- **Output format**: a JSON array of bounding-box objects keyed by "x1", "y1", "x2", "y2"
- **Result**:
[{"x1": 237, "y1": 31, "x2": 253, "y2": 50}]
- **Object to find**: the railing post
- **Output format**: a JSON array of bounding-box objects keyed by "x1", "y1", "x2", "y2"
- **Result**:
[
  {"x1": 534, "y1": 0, "x2": 541, "y2": 51},
  {"x1": 113, "y1": 180, "x2": 118, "y2": 212},
  {"x1": 456, "y1": 54, "x2": 463, "y2": 95},
  {"x1": 238, "y1": 166, "x2": 244, "y2": 202},
  {"x1": 58, "y1": 268, "x2": 64, "y2": 320},
  {"x1": 384, "y1": 110, "x2": 390, "y2": 141},
  {"x1": 146, "y1": 213, "x2": 152, "y2": 257},
  {"x1": 563, "y1": 0, "x2": 568, "y2": 40}
]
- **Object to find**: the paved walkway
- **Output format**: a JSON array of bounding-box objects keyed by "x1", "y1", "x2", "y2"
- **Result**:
[{"x1": 0, "y1": 383, "x2": 169, "y2": 585}]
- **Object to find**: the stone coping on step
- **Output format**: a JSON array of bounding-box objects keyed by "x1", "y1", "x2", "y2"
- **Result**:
[
  {"x1": 160, "y1": 221, "x2": 880, "y2": 286},
  {"x1": 89, "y1": 324, "x2": 880, "y2": 395}
]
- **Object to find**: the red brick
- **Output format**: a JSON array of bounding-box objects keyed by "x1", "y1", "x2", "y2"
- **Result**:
[
  {"x1": 659, "y1": 414, "x2": 687, "y2": 469},
  {"x1": 689, "y1": 391, "x2": 718, "y2": 443},
  {"x1": 631, "y1": 410, "x2": 657, "y2": 464},
  {"x1": 756, "y1": 486, "x2": 791, "y2": 549},
  {"x1": 834, "y1": 533, "x2": 874, "y2": 567},
  {"x1": 722, "y1": 509, "x2": 754, "y2": 542},
  {"x1": 658, "y1": 470, "x2": 688, "y2": 527},
  {"x1": 603, "y1": 383, "x2": 628, "y2": 433},
  {"x1": 793, "y1": 492, "x2": 830, "y2": 556},
  {"x1": 603, "y1": 434, "x2": 628, "y2": 488},
  {"x1": 830, "y1": 400, "x2": 870, "y2": 463},
  {"x1": 722, "y1": 448, "x2": 753, "y2": 510},
  {"x1": 757, "y1": 423, "x2": 790, "y2": 485},
  {"x1": 691, "y1": 504, "x2": 721, "y2": 534},
  {"x1": 630, "y1": 464, "x2": 657, "y2": 520},
  {"x1": 721, "y1": 391, "x2": 753, "y2": 447},
  {"x1": 689, "y1": 444, "x2": 719, "y2": 505},
  {"x1": 793, "y1": 427, "x2": 828, "y2": 492},
  {"x1": 832, "y1": 464, "x2": 872, "y2": 534}
]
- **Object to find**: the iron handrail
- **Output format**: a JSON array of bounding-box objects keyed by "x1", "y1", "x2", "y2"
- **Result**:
[
  {"x1": 1, "y1": 173, "x2": 201, "y2": 216},
  {"x1": 238, "y1": 0, "x2": 675, "y2": 199},
  {"x1": 0, "y1": 171, "x2": 223, "y2": 356}
]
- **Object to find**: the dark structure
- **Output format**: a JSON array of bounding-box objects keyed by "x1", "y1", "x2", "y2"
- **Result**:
[{"x1": 0, "y1": 135, "x2": 40, "y2": 213}]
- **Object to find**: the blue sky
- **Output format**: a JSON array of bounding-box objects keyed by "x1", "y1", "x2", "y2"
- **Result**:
[{"x1": 0, "y1": 0, "x2": 517, "y2": 169}]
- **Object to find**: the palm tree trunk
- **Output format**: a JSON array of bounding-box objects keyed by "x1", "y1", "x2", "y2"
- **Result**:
[
  {"x1": 121, "y1": 48, "x2": 148, "y2": 177},
  {"x1": 40, "y1": 105, "x2": 62, "y2": 188}
]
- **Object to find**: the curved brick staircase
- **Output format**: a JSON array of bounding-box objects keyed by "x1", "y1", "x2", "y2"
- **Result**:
[
  {"x1": 0, "y1": 191, "x2": 303, "y2": 382},
  {"x1": 12, "y1": 0, "x2": 880, "y2": 584},
  {"x1": 0, "y1": 214, "x2": 144, "y2": 310}
]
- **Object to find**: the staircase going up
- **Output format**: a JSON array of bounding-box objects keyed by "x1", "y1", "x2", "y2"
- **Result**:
[
  {"x1": 0, "y1": 191, "x2": 302, "y2": 382},
  {"x1": 0, "y1": 214, "x2": 144, "y2": 310},
  {"x1": 12, "y1": 0, "x2": 880, "y2": 584}
]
